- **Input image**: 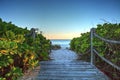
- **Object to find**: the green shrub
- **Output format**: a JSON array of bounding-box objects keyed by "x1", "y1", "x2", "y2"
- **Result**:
[
  {"x1": 70, "y1": 23, "x2": 120, "y2": 79},
  {"x1": 0, "y1": 18, "x2": 51, "y2": 80},
  {"x1": 51, "y1": 45, "x2": 61, "y2": 50}
]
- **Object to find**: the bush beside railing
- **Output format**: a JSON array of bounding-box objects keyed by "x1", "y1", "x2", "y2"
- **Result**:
[
  {"x1": 70, "y1": 23, "x2": 120, "y2": 80},
  {"x1": 0, "y1": 18, "x2": 51, "y2": 80}
]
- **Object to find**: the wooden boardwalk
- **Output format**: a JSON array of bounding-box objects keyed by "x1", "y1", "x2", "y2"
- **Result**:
[
  {"x1": 35, "y1": 49, "x2": 110, "y2": 80},
  {"x1": 35, "y1": 60, "x2": 109, "y2": 80}
]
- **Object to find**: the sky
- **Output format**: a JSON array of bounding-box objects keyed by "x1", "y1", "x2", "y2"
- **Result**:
[{"x1": 0, "y1": 0, "x2": 120, "y2": 39}]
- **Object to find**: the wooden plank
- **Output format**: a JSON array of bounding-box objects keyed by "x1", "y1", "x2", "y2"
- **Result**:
[{"x1": 35, "y1": 60, "x2": 110, "y2": 80}]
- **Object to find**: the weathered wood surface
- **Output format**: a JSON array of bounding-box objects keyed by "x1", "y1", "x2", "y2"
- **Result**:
[
  {"x1": 35, "y1": 49, "x2": 110, "y2": 80},
  {"x1": 36, "y1": 60, "x2": 109, "y2": 80}
]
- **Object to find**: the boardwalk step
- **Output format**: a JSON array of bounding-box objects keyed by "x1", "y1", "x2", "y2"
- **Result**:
[
  {"x1": 40, "y1": 69, "x2": 97, "y2": 71},
  {"x1": 40, "y1": 66, "x2": 94, "y2": 68},
  {"x1": 40, "y1": 60, "x2": 90, "y2": 65},
  {"x1": 38, "y1": 73, "x2": 103, "y2": 77},
  {"x1": 39, "y1": 71, "x2": 99, "y2": 74},
  {"x1": 36, "y1": 76, "x2": 107, "y2": 80}
]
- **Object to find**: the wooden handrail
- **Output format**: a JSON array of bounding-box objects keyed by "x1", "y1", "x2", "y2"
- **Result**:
[
  {"x1": 90, "y1": 28, "x2": 120, "y2": 70},
  {"x1": 94, "y1": 33, "x2": 120, "y2": 44}
]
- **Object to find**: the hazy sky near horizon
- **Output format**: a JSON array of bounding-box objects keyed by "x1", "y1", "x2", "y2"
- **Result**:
[{"x1": 0, "y1": 0, "x2": 120, "y2": 39}]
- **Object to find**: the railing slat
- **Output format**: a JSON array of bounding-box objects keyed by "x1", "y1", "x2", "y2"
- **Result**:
[
  {"x1": 90, "y1": 28, "x2": 94, "y2": 65},
  {"x1": 94, "y1": 33, "x2": 120, "y2": 44},
  {"x1": 93, "y1": 49, "x2": 120, "y2": 71}
]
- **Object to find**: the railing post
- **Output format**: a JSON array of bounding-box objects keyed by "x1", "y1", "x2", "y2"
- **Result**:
[{"x1": 90, "y1": 28, "x2": 94, "y2": 65}]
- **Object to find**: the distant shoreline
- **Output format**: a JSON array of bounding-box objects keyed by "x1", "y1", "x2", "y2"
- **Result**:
[
  {"x1": 50, "y1": 39, "x2": 71, "y2": 40},
  {"x1": 50, "y1": 39, "x2": 71, "y2": 49}
]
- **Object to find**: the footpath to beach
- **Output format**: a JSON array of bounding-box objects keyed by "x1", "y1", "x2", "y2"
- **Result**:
[
  {"x1": 20, "y1": 49, "x2": 109, "y2": 80},
  {"x1": 50, "y1": 49, "x2": 78, "y2": 60},
  {"x1": 34, "y1": 49, "x2": 109, "y2": 80}
]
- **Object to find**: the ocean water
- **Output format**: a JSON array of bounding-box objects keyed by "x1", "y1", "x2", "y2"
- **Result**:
[{"x1": 50, "y1": 39, "x2": 71, "y2": 49}]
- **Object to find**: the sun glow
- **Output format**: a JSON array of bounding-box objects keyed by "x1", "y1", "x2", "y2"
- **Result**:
[{"x1": 44, "y1": 33, "x2": 80, "y2": 39}]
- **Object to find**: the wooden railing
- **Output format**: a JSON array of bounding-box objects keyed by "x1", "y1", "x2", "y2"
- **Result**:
[{"x1": 90, "y1": 28, "x2": 120, "y2": 70}]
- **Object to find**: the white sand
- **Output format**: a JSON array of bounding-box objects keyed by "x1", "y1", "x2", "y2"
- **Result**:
[{"x1": 50, "y1": 49, "x2": 78, "y2": 60}]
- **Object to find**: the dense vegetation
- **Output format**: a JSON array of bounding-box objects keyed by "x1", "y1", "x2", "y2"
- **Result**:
[
  {"x1": 51, "y1": 44, "x2": 61, "y2": 50},
  {"x1": 70, "y1": 23, "x2": 120, "y2": 80},
  {"x1": 0, "y1": 18, "x2": 51, "y2": 80}
]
